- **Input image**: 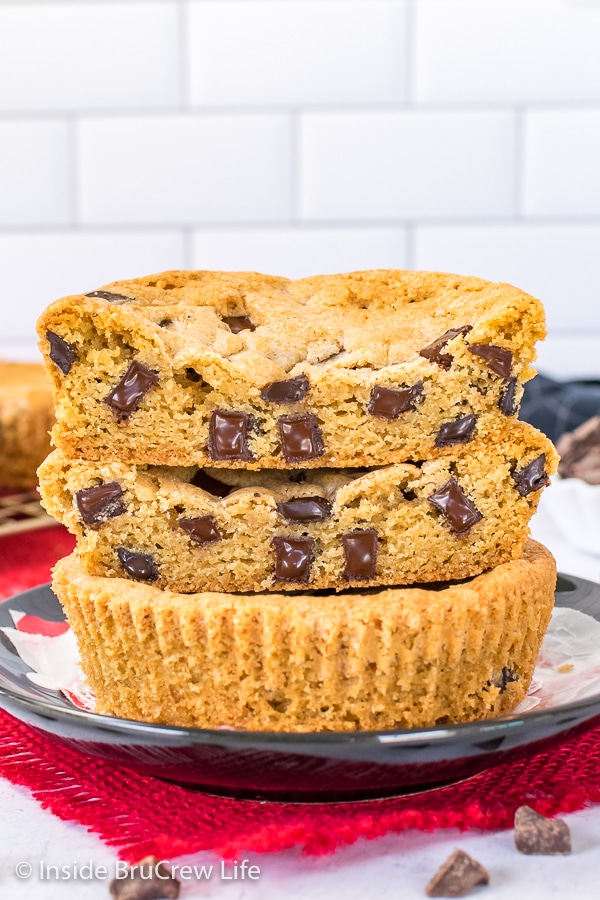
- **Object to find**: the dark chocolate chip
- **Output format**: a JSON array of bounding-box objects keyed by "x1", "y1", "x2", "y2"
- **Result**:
[
  {"x1": 261, "y1": 374, "x2": 310, "y2": 404},
  {"x1": 178, "y1": 515, "x2": 221, "y2": 545},
  {"x1": 109, "y1": 855, "x2": 180, "y2": 899},
  {"x1": 104, "y1": 360, "x2": 159, "y2": 420},
  {"x1": 514, "y1": 806, "x2": 571, "y2": 856},
  {"x1": 222, "y1": 315, "x2": 255, "y2": 334},
  {"x1": 208, "y1": 410, "x2": 254, "y2": 461},
  {"x1": 512, "y1": 454, "x2": 550, "y2": 497},
  {"x1": 367, "y1": 382, "x2": 424, "y2": 419},
  {"x1": 499, "y1": 376, "x2": 518, "y2": 416},
  {"x1": 158, "y1": 318, "x2": 173, "y2": 328},
  {"x1": 75, "y1": 482, "x2": 126, "y2": 526},
  {"x1": 426, "y1": 849, "x2": 489, "y2": 898},
  {"x1": 190, "y1": 470, "x2": 233, "y2": 497},
  {"x1": 185, "y1": 368, "x2": 203, "y2": 383},
  {"x1": 46, "y1": 330, "x2": 78, "y2": 375},
  {"x1": 278, "y1": 414, "x2": 324, "y2": 463},
  {"x1": 342, "y1": 529, "x2": 378, "y2": 580},
  {"x1": 117, "y1": 548, "x2": 159, "y2": 583},
  {"x1": 492, "y1": 666, "x2": 519, "y2": 693},
  {"x1": 419, "y1": 325, "x2": 473, "y2": 370},
  {"x1": 401, "y1": 488, "x2": 417, "y2": 501},
  {"x1": 272, "y1": 536, "x2": 314, "y2": 583},
  {"x1": 85, "y1": 290, "x2": 136, "y2": 304},
  {"x1": 277, "y1": 496, "x2": 332, "y2": 523},
  {"x1": 435, "y1": 414, "x2": 477, "y2": 447},
  {"x1": 428, "y1": 478, "x2": 483, "y2": 535},
  {"x1": 468, "y1": 343, "x2": 513, "y2": 379}
]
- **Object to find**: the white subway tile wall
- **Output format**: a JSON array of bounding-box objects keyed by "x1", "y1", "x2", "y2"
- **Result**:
[{"x1": 0, "y1": 0, "x2": 599, "y2": 377}]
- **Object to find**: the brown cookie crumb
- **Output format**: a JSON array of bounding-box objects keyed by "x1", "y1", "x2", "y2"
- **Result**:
[
  {"x1": 426, "y1": 849, "x2": 489, "y2": 897},
  {"x1": 514, "y1": 805, "x2": 572, "y2": 855},
  {"x1": 109, "y1": 856, "x2": 179, "y2": 899}
]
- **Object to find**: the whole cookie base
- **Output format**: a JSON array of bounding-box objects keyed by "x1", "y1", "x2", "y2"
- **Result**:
[{"x1": 53, "y1": 540, "x2": 556, "y2": 732}]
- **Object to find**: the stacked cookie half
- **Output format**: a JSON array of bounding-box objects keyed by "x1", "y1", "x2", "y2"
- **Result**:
[{"x1": 37, "y1": 270, "x2": 558, "y2": 732}]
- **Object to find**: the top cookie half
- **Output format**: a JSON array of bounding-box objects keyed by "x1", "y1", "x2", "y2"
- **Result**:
[{"x1": 37, "y1": 269, "x2": 545, "y2": 468}]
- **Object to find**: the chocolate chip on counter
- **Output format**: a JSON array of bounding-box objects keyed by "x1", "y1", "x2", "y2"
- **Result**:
[
  {"x1": 272, "y1": 536, "x2": 314, "y2": 583},
  {"x1": 261, "y1": 374, "x2": 310, "y2": 404},
  {"x1": 512, "y1": 454, "x2": 550, "y2": 497},
  {"x1": 419, "y1": 325, "x2": 473, "y2": 370},
  {"x1": 109, "y1": 855, "x2": 180, "y2": 899},
  {"x1": 117, "y1": 548, "x2": 159, "y2": 583},
  {"x1": 277, "y1": 496, "x2": 332, "y2": 523},
  {"x1": 514, "y1": 806, "x2": 571, "y2": 856},
  {"x1": 368, "y1": 382, "x2": 424, "y2": 419},
  {"x1": 342, "y1": 529, "x2": 378, "y2": 580},
  {"x1": 278, "y1": 414, "x2": 324, "y2": 463},
  {"x1": 85, "y1": 290, "x2": 136, "y2": 304},
  {"x1": 190, "y1": 470, "x2": 234, "y2": 497},
  {"x1": 435, "y1": 414, "x2": 477, "y2": 447},
  {"x1": 75, "y1": 482, "x2": 126, "y2": 526},
  {"x1": 428, "y1": 479, "x2": 483, "y2": 536},
  {"x1": 222, "y1": 315, "x2": 256, "y2": 334},
  {"x1": 426, "y1": 849, "x2": 489, "y2": 898},
  {"x1": 499, "y1": 376, "x2": 518, "y2": 416},
  {"x1": 46, "y1": 331, "x2": 78, "y2": 375},
  {"x1": 178, "y1": 515, "x2": 221, "y2": 545},
  {"x1": 208, "y1": 410, "x2": 255, "y2": 461},
  {"x1": 104, "y1": 361, "x2": 159, "y2": 420},
  {"x1": 467, "y1": 343, "x2": 513, "y2": 379}
]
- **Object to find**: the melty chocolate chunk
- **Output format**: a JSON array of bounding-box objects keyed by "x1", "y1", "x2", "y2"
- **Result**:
[
  {"x1": 428, "y1": 478, "x2": 483, "y2": 535},
  {"x1": 208, "y1": 410, "x2": 255, "y2": 461},
  {"x1": 419, "y1": 325, "x2": 473, "y2": 370},
  {"x1": 47, "y1": 331, "x2": 78, "y2": 375},
  {"x1": 512, "y1": 454, "x2": 550, "y2": 496},
  {"x1": 435, "y1": 414, "x2": 477, "y2": 447},
  {"x1": 190, "y1": 470, "x2": 234, "y2": 497},
  {"x1": 278, "y1": 414, "x2": 324, "y2": 463},
  {"x1": 276, "y1": 496, "x2": 332, "y2": 523},
  {"x1": 178, "y1": 515, "x2": 221, "y2": 545},
  {"x1": 468, "y1": 343, "x2": 513, "y2": 379},
  {"x1": 272, "y1": 536, "x2": 314, "y2": 583},
  {"x1": 368, "y1": 382, "x2": 424, "y2": 419},
  {"x1": 261, "y1": 374, "x2": 310, "y2": 404},
  {"x1": 342, "y1": 529, "x2": 378, "y2": 580},
  {"x1": 104, "y1": 360, "x2": 159, "y2": 420},
  {"x1": 222, "y1": 315, "x2": 255, "y2": 334},
  {"x1": 117, "y1": 547, "x2": 159, "y2": 582},
  {"x1": 85, "y1": 290, "x2": 136, "y2": 304},
  {"x1": 499, "y1": 376, "x2": 518, "y2": 416},
  {"x1": 75, "y1": 482, "x2": 126, "y2": 526}
]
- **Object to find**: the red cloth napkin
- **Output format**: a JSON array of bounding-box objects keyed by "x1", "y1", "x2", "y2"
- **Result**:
[{"x1": 1, "y1": 527, "x2": 600, "y2": 861}]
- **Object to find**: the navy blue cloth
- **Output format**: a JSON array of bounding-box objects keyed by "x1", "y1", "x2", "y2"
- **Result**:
[{"x1": 520, "y1": 375, "x2": 600, "y2": 443}]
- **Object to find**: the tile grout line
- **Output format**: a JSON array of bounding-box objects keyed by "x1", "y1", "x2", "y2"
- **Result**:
[
  {"x1": 177, "y1": 0, "x2": 190, "y2": 109},
  {"x1": 514, "y1": 106, "x2": 525, "y2": 220},
  {"x1": 290, "y1": 110, "x2": 300, "y2": 222},
  {"x1": 67, "y1": 115, "x2": 80, "y2": 227},
  {"x1": 404, "y1": 0, "x2": 415, "y2": 107}
]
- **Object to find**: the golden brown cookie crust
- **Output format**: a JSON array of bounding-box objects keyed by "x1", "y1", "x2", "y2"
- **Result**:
[{"x1": 0, "y1": 361, "x2": 53, "y2": 488}]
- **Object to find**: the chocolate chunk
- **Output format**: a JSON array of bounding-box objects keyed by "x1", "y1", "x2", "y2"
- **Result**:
[
  {"x1": 402, "y1": 488, "x2": 417, "y2": 501},
  {"x1": 368, "y1": 382, "x2": 424, "y2": 419},
  {"x1": 426, "y1": 849, "x2": 489, "y2": 898},
  {"x1": 468, "y1": 343, "x2": 513, "y2": 379},
  {"x1": 261, "y1": 374, "x2": 310, "y2": 404},
  {"x1": 222, "y1": 315, "x2": 255, "y2": 333},
  {"x1": 109, "y1": 855, "x2": 180, "y2": 899},
  {"x1": 190, "y1": 470, "x2": 233, "y2": 497},
  {"x1": 85, "y1": 290, "x2": 135, "y2": 304},
  {"x1": 272, "y1": 536, "x2": 314, "y2": 583},
  {"x1": 499, "y1": 376, "x2": 518, "y2": 416},
  {"x1": 75, "y1": 482, "x2": 126, "y2": 526},
  {"x1": 104, "y1": 360, "x2": 159, "y2": 420},
  {"x1": 342, "y1": 529, "x2": 378, "y2": 580},
  {"x1": 208, "y1": 410, "x2": 254, "y2": 461},
  {"x1": 514, "y1": 806, "x2": 571, "y2": 856},
  {"x1": 117, "y1": 548, "x2": 159, "y2": 583},
  {"x1": 491, "y1": 666, "x2": 519, "y2": 693},
  {"x1": 512, "y1": 454, "x2": 550, "y2": 497},
  {"x1": 419, "y1": 325, "x2": 473, "y2": 370},
  {"x1": 277, "y1": 496, "x2": 332, "y2": 523},
  {"x1": 435, "y1": 414, "x2": 477, "y2": 447},
  {"x1": 178, "y1": 515, "x2": 220, "y2": 545},
  {"x1": 46, "y1": 331, "x2": 78, "y2": 375},
  {"x1": 278, "y1": 414, "x2": 324, "y2": 463},
  {"x1": 428, "y1": 479, "x2": 483, "y2": 535}
]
